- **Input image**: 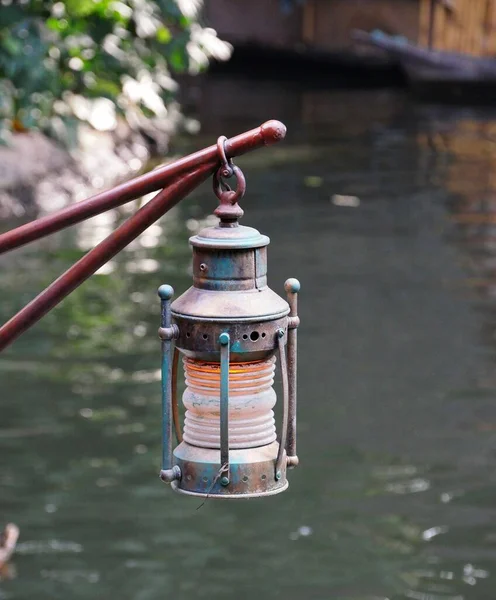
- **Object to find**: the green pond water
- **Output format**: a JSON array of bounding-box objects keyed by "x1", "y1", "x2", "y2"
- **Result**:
[{"x1": 2, "y1": 81, "x2": 496, "y2": 599}]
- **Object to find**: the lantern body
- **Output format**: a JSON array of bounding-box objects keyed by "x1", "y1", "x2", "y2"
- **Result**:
[{"x1": 159, "y1": 221, "x2": 299, "y2": 498}]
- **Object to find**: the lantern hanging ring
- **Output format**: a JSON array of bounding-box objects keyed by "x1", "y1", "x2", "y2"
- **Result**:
[{"x1": 213, "y1": 164, "x2": 246, "y2": 204}]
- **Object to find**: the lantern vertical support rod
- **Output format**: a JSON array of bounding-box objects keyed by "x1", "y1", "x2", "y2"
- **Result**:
[
  {"x1": 158, "y1": 285, "x2": 180, "y2": 483},
  {"x1": 275, "y1": 328, "x2": 289, "y2": 480},
  {"x1": 219, "y1": 332, "x2": 231, "y2": 486},
  {"x1": 285, "y1": 278, "x2": 300, "y2": 468},
  {"x1": 160, "y1": 287, "x2": 173, "y2": 471}
]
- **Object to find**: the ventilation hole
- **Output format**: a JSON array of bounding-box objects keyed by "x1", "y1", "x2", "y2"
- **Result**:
[
  {"x1": 242, "y1": 476, "x2": 249, "y2": 483},
  {"x1": 261, "y1": 474, "x2": 267, "y2": 481},
  {"x1": 199, "y1": 263, "x2": 207, "y2": 271},
  {"x1": 202, "y1": 334, "x2": 208, "y2": 340},
  {"x1": 186, "y1": 475, "x2": 192, "y2": 481},
  {"x1": 261, "y1": 332, "x2": 266, "y2": 338},
  {"x1": 202, "y1": 476, "x2": 208, "y2": 483},
  {"x1": 186, "y1": 332, "x2": 191, "y2": 338},
  {"x1": 250, "y1": 331, "x2": 259, "y2": 342},
  {"x1": 242, "y1": 334, "x2": 248, "y2": 340}
]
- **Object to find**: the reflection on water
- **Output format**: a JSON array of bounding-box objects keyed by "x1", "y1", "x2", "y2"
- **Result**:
[{"x1": 2, "y1": 82, "x2": 496, "y2": 599}]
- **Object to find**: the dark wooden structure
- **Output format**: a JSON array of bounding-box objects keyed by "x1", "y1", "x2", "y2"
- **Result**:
[
  {"x1": 204, "y1": 0, "x2": 419, "y2": 63},
  {"x1": 419, "y1": 0, "x2": 496, "y2": 56},
  {"x1": 205, "y1": 0, "x2": 496, "y2": 100}
]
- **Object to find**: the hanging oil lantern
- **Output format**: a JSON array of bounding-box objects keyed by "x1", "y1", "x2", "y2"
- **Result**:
[
  {"x1": 0, "y1": 121, "x2": 298, "y2": 499},
  {"x1": 158, "y1": 137, "x2": 300, "y2": 498}
]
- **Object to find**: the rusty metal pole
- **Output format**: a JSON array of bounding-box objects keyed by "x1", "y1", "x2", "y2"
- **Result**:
[
  {"x1": 0, "y1": 120, "x2": 286, "y2": 255},
  {"x1": 0, "y1": 166, "x2": 212, "y2": 352}
]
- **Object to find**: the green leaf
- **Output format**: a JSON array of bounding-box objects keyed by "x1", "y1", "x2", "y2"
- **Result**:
[
  {"x1": 65, "y1": 0, "x2": 100, "y2": 17},
  {"x1": 169, "y1": 46, "x2": 187, "y2": 71},
  {"x1": 1, "y1": 34, "x2": 23, "y2": 56},
  {"x1": 86, "y1": 78, "x2": 121, "y2": 99},
  {"x1": 46, "y1": 17, "x2": 68, "y2": 32},
  {"x1": 156, "y1": 25, "x2": 171, "y2": 44}
]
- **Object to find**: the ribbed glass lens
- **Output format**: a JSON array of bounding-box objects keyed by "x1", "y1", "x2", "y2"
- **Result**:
[{"x1": 182, "y1": 356, "x2": 277, "y2": 449}]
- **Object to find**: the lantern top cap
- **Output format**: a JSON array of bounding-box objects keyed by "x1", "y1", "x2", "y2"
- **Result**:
[{"x1": 190, "y1": 224, "x2": 269, "y2": 250}]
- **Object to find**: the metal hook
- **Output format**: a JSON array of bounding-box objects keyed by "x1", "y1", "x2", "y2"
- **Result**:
[{"x1": 216, "y1": 136, "x2": 234, "y2": 178}]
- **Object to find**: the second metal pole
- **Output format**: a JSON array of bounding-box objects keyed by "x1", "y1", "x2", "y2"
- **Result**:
[{"x1": 0, "y1": 166, "x2": 212, "y2": 352}]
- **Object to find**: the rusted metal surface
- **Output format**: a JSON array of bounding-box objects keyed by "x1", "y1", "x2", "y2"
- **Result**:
[
  {"x1": 0, "y1": 167, "x2": 212, "y2": 352},
  {"x1": 192, "y1": 247, "x2": 268, "y2": 291},
  {"x1": 173, "y1": 316, "x2": 287, "y2": 363},
  {"x1": 171, "y1": 442, "x2": 288, "y2": 498},
  {"x1": 0, "y1": 120, "x2": 286, "y2": 255},
  {"x1": 190, "y1": 222, "x2": 269, "y2": 249},
  {"x1": 173, "y1": 287, "x2": 289, "y2": 323}
]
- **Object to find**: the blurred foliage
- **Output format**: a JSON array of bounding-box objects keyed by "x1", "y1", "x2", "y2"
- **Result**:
[{"x1": 0, "y1": 0, "x2": 231, "y2": 145}]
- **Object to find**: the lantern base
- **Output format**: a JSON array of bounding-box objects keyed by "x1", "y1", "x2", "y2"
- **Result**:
[{"x1": 171, "y1": 441, "x2": 288, "y2": 498}]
